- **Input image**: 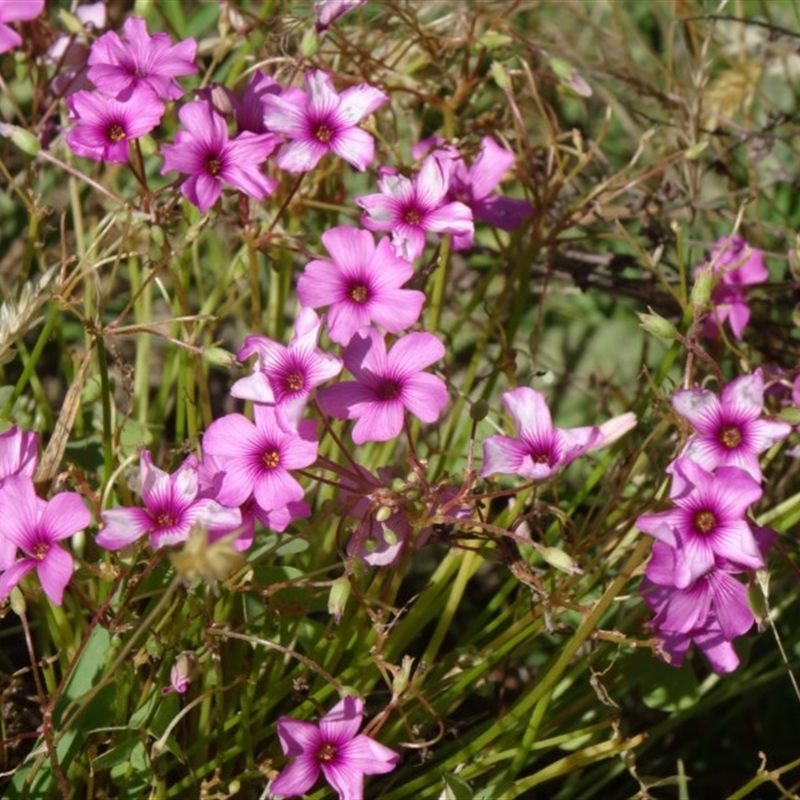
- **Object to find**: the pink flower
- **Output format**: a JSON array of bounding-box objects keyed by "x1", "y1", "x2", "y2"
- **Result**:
[
  {"x1": 416, "y1": 136, "x2": 532, "y2": 249},
  {"x1": 672, "y1": 369, "x2": 791, "y2": 481},
  {"x1": 0, "y1": 426, "x2": 40, "y2": 570},
  {"x1": 481, "y1": 387, "x2": 602, "y2": 480},
  {"x1": 297, "y1": 226, "x2": 426, "y2": 345},
  {"x1": 314, "y1": 0, "x2": 367, "y2": 31},
  {"x1": 642, "y1": 542, "x2": 755, "y2": 640},
  {"x1": 696, "y1": 235, "x2": 769, "y2": 340},
  {"x1": 271, "y1": 695, "x2": 399, "y2": 800},
  {"x1": 161, "y1": 652, "x2": 194, "y2": 696},
  {"x1": 0, "y1": 476, "x2": 91, "y2": 606},
  {"x1": 262, "y1": 69, "x2": 388, "y2": 172},
  {"x1": 47, "y1": 2, "x2": 106, "y2": 97},
  {"x1": 651, "y1": 613, "x2": 742, "y2": 674},
  {"x1": 0, "y1": 0, "x2": 45, "y2": 55},
  {"x1": 201, "y1": 405, "x2": 318, "y2": 514},
  {"x1": 317, "y1": 328, "x2": 448, "y2": 445},
  {"x1": 161, "y1": 100, "x2": 279, "y2": 212},
  {"x1": 87, "y1": 16, "x2": 197, "y2": 101},
  {"x1": 231, "y1": 308, "x2": 342, "y2": 430},
  {"x1": 65, "y1": 88, "x2": 165, "y2": 163},
  {"x1": 355, "y1": 156, "x2": 474, "y2": 261},
  {"x1": 636, "y1": 457, "x2": 763, "y2": 589},
  {"x1": 96, "y1": 451, "x2": 241, "y2": 551}
]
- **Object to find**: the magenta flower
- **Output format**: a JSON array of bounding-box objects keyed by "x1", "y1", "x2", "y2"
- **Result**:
[
  {"x1": 230, "y1": 70, "x2": 284, "y2": 134},
  {"x1": 481, "y1": 387, "x2": 602, "y2": 480},
  {"x1": 201, "y1": 405, "x2": 318, "y2": 514},
  {"x1": 231, "y1": 308, "x2": 342, "y2": 430},
  {"x1": 0, "y1": 0, "x2": 45, "y2": 55},
  {"x1": 416, "y1": 136, "x2": 532, "y2": 250},
  {"x1": 636, "y1": 457, "x2": 763, "y2": 588},
  {"x1": 318, "y1": 328, "x2": 448, "y2": 445},
  {"x1": 314, "y1": 0, "x2": 367, "y2": 31},
  {"x1": 262, "y1": 69, "x2": 388, "y2": 172},
  {"x1": 96, "y1": 451, "x2": 241, "y2": 551},
  {"x1": 65, "y1": 88, "x2": 165, "y2": 163},
  {"x1": 642, "y1": 542, "x2": 754, "y2": 641},
  {"x1": 696, "y1": 235, "x2": 768, "y2": 340},
  {"x1": 297, "y1": 227, "x2": 426, "y2": 345},
  {"x1": 649, "y1": 610, "x2": 742, "y2": 674},
  {"x1": 672, "y1": 369, "x2": 791, "y2": 481},
  {"x1": 87, "y1": 16, "x2": 197, "y2": 101},
  {"x1": 161, "y1": 100, "x2": 278, "y2": 212},
  {"x1": 271, "y1": 695, "x2": 399, "y2": 800},
  {"x1": 0, "y1": 427, "x2": 39, "y2": 570},
  {"x1": 355, "y1": 156, "x2": 474, "y2": 261},
  {"x1": 0, "y1": 476, "x2": 90, "y2": 606}
]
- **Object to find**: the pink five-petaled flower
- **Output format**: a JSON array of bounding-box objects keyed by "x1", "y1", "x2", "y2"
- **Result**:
[
  {"x1": 481, "y1": 387, "x2": 603, "y2": 480},
  {"x1": 96, "y1": 451, "x2": 241, "y2": 551},
  {"x1": 271, "y1": 695, "x2": 399, "y2": 800},
  {"x1": 415, "y1": 136, "x2": 532, "y2": 250},
  {"x1": 262, "y1": 69, "x2": 387, "y2": 173},
  {"x1": 65, "y1": 88, "x2": 165, "y2": 163},
  {"x1": 231, "y1": 308, "x2": 343, "y2": 430},
  {"x1": 0, "y1": 0, "x2": 45, "y2": 55},
  {"x1": 695, "y1": 235, "x2": 769, "y2": 340},
  {"x1": 87, "y1": 16, "x2": 197, "y2": 101},
  {"x1": 201, "y1": 405, "x2": 318, "y2": 515},
  {"x1": 317, "y1": 328, "x2": 448, "y2": 445},
  {"x1": 297, "y1": 226, "x2": 426, "y2": 346},
  {"x1": 0, "y1": 425, "x2": 39, "y2": 570},
  {"x1": 642, "y1": 541, "x2": 755, "y2": 641},
  {"x1": 0, "y1": 476, "x2": 90, "y2": 606},
  {"x1": 636, "y1": 456, "x2": 763, "y2": 589},
  {"x1": 355, "y1": 155, "x2": 474, "y2": 261},
  {"x1": 672, "y1": 369, "x2": 791, "y2": 482},
  {"x1": 161, "y1": 100, "x2": 278, "y2": 213}
]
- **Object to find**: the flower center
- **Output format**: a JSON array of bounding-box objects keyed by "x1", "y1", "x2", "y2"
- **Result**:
[
  {"x1": 262, "y1": 448, "x2": 280, "y2": 469},
  {"x1": 403, "y1": 208, "x2": 422, "y2": 226},
  {"x1": 719, "y1": 425, "x2": 742, "y2": 449},
  {"x1": 33, "y1": 541, "x2": 49, "y2": 561},
  {"x1": 205, "y1": 155, "x2": 222, "y2": 176},
  {"x1": 285, "y1": 371, "x2": 304, "y2": 393},
  {"x1": 377, "y1": 379, "x2": 401, "y2": 401},
  {"x1": 107, "y1": 123, "x2": 126, "y2": 143},
  {"x1": 317, "y1": 742, "x2": 337, "y2": 762},
  {"x1": 349, "y1": 283, "x2": 369, "y2": 304},
  {"x1": 532, "y1": 452, "x2": 551, "y2": 465},
  {"x1": 315, "y1": 124, "x2": 333, "y2": 143},
  {"x1": 694, "y1": 510, "x2": 717, "y2": 534},
  {"x1": 156, "y1": 512, "x2": 176, "y2": 528}
]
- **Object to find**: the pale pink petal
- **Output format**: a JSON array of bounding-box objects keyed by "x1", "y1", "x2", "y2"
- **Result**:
[
  {"x1": 96, "y1": 507, "x2": 153, "y2": 549},
  {"x1": 276, "y1": 138, "x2": 328, "y2": 172},
  {"x1": 40, "y1": 493, "x2": 90, "y2": 541},
  {"x1": 468, "y1": 137, "x2": 517, "y2": 200},
  {"x1": 321, "y1": 226, "x2": 375, "y2": 269},
  {"x1": 481, "y1": 435, "x2": 529, "y2": 477},
  {"x1": 319, "y1": 696, "x2": 363, "y2": 742},
  {"x1": 0, "y1": 558, "x2": 36, "y2": 601},
  {"x1": 400, "y1": 372, "x2": 448, "y2": 423},
  {"x1": 330, "y1": 126, "x2": 375, "y2": 171}
]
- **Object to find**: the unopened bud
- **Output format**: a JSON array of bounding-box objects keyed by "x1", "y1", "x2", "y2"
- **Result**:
[
  {"x1": 9, "y1": 586, "x2": 26, "y2": 616},
  {"x1": 0, "y1": 123, "x2": 41, "y2": 157},
  {"x1": 203, "y1": 346, "x2": 237, "y2": 369},
  {"x1": 691, "y1": 269, "x2": 713, "y2": 307},
  {"x1": 637, "y1": 310, "x2": 677, "y2": 340},
  {"x1": 300, "y1": 27, "x2": 320, "y2": 57},
  {"x1": 392, "y1": 655, "x2": 414, "y2": 695},
  {"x1": 540, "y1": 546, "x2": 582, "y2": 575},
  {"x1": 490, "y1": 60, "x2": 511, "y2": 90},
  {"x1": 470, "y1": 399, "x2": 489, "y2": 421},
  {"x1": 374, "y1": 505, "x2": 392, "y2": 523},
  {"x1": 381, "y1": 523, "x2": 398, "y2": 546},
  {"x1": 747, "y1": 575, "x2": 769, "y2": 629},
  {"x1": 328, "y1": 577, "x2": 350, "y2": 624}
]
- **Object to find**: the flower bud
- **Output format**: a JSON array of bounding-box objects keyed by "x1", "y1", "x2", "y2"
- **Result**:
[
  {"x1": 540, "y1": 546, "x2": 582, "y2": 575},
  {"x1": 203, "y1": 346, "x2": 237, "y2": 369},
  {"x1": 328, "y1": 577, "x2": 350, "y2": 624},
  {"x1": 0, "y1": 123, "x2": 41, "y2": 157},
  {"x1": 374, "y1": 505, "x2": 393, "y2": 523},
  {"x1": 470, "y1": 399, "x2": 489, "y2": 421},
  {"x1": 637, "y1": 311, "x2": 677, "y2": 340},
  {"x1": 691, "y1": 269, "x2": 713, "y2": 307},
  {"x1": 392, "y1": 655, "x2": 414, "y2": 695},
  {"x1": 9, "y1": 586, "x2": 26, "y2": 616}
]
